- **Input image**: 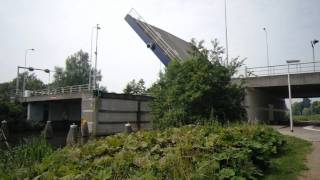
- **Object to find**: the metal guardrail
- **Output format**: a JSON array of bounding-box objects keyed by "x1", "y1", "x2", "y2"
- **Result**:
[
  {"x1": 21, "y1": 84, "x2": 90, "y2": 97},
  {"x1": 236, "y1": 61, "x2": 320, "y2": 78},
  {"x1": 128, "y1": 8, "x2": 182, "y2": 61}
]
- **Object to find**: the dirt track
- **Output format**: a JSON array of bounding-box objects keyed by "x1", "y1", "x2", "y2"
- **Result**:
[
  {"x1": 273, "y1": 126, "x2": 320, "y2": 180},
  {"x1": 299, "y1": 142, "x2": 320, "y2": 180}
]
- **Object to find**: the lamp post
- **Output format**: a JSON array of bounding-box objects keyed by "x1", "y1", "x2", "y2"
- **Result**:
[
  {"x1": 311, "y1": 39, "x2": 319, "y2": 72},
  {"x1": 23, "y1": 48, "x2": 35, "y2": 93},
  {"x1": 263, "y1": 28, "x2": 270, "y2": 74},
  {"x1": 93, "y1": 24, "x2": 101, "y2": 90},
  {"x1": 88, "y1": 26, "x2": 95, "y2": 90},
  {"x1": 286, "y1": 59, "x2": 300, "y2": 132},
  {"x1": 224, "y1": 0, "x2": 229, "y2": 65}
]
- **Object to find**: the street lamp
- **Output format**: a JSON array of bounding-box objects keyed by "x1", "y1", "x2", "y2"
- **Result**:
[
  {"x1": 23, "y1": 48, "x2": 35, "y2": 93},
  {"x1": 311, "y1": 39, "x2": 319, "y2": 72},
  {"x1": 16, "y1": 66, "x2": 53, "y2": 97},
  {"x1": 286, "y1": 59, "x2": 300, "y2": 132},
  {"x1": 263, "y1": 28, "x2": 270, "y2": 74},
  {"x1": 88, "y1": 26, "x2": 95, "y2": 90},
  {"x1": 93, "y1": 24, "x2": 101, "y2": 90},
  {"x1": 224, "y1": 0, "x2": 229, "y2": 65}
]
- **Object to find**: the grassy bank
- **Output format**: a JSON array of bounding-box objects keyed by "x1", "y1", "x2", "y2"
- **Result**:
[
  {"x1": 0, "y1": 137, "x2": 53, "y2": 179},
  {"x1": 264, "y1": 135, "x2": 312, "y2": 180},
  {"x1": 0, "y1": 125, "x2": 311, "y2": 179},
  {"x1": 8, "y1": 124, "x2": 288, "y2": 179}
]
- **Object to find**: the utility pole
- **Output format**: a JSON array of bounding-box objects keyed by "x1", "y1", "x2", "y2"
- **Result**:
[{"x1": 93, "y1": 24, "x2": 101, "y2": 90}]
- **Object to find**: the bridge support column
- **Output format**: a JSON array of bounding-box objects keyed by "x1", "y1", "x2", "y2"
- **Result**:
[
  {"x1": 268, "y1": 104, "x2": 274, "y2": 123},
  {"x1": 245, "y1": 88, "x2": 286, "y2": 123},
  {"x1": 27, "y1": 103, "x2": 44, "y2": 121},
  {"x1": 81, "y1": 94, "x2": 98, "y2": 136}
]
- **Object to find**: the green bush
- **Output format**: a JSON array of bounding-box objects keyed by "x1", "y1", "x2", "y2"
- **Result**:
[
  {"x1": 25, "y1": 124, "x2": 285, "y2": 179},
  {"x1": 0, "y1": 137, "x2": 53, "y2": 179},
  {"x1": 150, "y1": 40, "x2": 245, "y2": 129}
]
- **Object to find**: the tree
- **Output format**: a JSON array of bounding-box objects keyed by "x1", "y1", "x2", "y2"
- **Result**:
[
  {"x1": 301, "y1": 98, "x2": 311, "y2": 109},
  {"x1": 150, "y1": 39, "x2": 245, "y2": 129},
  {"x1": 312, "y1": 101, "x2": 320, "y2": 114},
  {"x1": 51, "y1": 50, "x2": 102, "y2": 87},
  {"x1": 292, "y1": 102, "x2": 304, "y2": 115},
  {"x1": 123, "y1": 79, "x2": 147, "y2": 95},
  {"x1": 0, "y1": 74, "x2": 45, "y2": 131}
]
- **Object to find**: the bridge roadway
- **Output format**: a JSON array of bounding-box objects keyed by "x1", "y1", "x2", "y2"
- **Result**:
[
  {"x1": 22, "y1": 66, "x2": 320, "y2": 131},
  {"x1": 233, "y1": 71, "x2": 320, "y2": 123}
]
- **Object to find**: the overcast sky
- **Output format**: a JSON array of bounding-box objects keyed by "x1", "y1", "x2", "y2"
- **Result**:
[{"x1": 1, "y1": 0, "x2": 320, "y2": 93}]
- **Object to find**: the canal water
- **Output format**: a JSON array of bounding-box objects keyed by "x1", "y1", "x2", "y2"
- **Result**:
[{"x1": 5, "y1": 130, "x2": 68, "y2": 149}]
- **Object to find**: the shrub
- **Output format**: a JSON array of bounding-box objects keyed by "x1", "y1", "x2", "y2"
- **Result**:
[
  {"x1": 28, "y1": 124, "x2": 285, "y2": 179},
  {"x1": 150, "y1": 39, "x2": 245, "y2": 129}
]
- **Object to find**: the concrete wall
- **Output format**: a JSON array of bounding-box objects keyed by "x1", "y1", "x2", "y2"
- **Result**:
[{"x1": 95, "y1": 94, "x2": 152, "y2": 136}]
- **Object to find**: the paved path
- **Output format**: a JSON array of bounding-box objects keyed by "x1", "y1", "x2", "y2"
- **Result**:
[{"x1": 272, "y1": 126, "x2": 320, "y2": 180}]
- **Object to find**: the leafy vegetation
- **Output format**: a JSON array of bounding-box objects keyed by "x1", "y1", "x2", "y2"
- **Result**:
[
  {"x1": 0, "y1": 73, "x2": 45, "y2": 131},
  {"x1": 0, "y1": 137, "x2": 53, "y2": 179},
  {"x1": 292, "y1": 98, "x2": 320, "y2": 116},
  {"x1": 123, "y1": 79, "x2": 147, "y2": 95},
  {"x1": 264, "y1": 135, "x2": 312, "y2": 180},
  {"x1": 150, "y1": 39, "x2": 245, "y2": 129},
  {"x1": 6, "y1": 124, "x2": 288, "y2": 179}
]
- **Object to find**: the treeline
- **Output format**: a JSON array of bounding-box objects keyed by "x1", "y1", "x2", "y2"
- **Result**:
[{"x1": 292, "y1": 98, "x2": 320, "y2": 115}]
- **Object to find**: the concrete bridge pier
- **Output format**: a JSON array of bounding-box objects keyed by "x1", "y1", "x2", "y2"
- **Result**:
[{"x1": 245, "y1": 88, "x2": 287, "y2": 123}]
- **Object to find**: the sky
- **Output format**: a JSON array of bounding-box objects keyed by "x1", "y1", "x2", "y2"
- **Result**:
[{"x1": 1, "y1": 0, "x2": 320, "y2": 93}]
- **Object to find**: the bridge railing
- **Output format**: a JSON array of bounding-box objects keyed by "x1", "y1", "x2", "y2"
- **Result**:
[
  {"x1": 236, "y1": 61, "x2": 320, "y2": 78},
  {"x1": 28, "y1": 84, "x2": 90, "y2": 97}
]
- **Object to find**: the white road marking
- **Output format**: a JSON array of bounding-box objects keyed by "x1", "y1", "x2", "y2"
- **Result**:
[{"x1": 303, "y1": 125, "x2": 320, "y2": 132}]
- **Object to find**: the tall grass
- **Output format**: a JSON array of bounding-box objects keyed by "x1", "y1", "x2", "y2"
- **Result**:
[
  {"x1": 0, "y1": 136, "x2": 53, "y2": 179},
  {"x1": 293, "y1": 114, "x2": 320, "y2": 122}
]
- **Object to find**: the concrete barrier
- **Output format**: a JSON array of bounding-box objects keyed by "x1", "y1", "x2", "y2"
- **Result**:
[{"x1": 66, "y1": 124, "x2": 78, "y2": 146}]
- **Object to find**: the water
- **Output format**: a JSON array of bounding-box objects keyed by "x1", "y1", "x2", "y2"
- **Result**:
[{"x1": 4, "y1": 130, "x2": 68, "y2": 149}]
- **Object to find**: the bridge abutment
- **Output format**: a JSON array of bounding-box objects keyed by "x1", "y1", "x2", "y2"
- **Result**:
[{"x1": 25, "y1": 92, "x2": 152, "y2": 136}]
